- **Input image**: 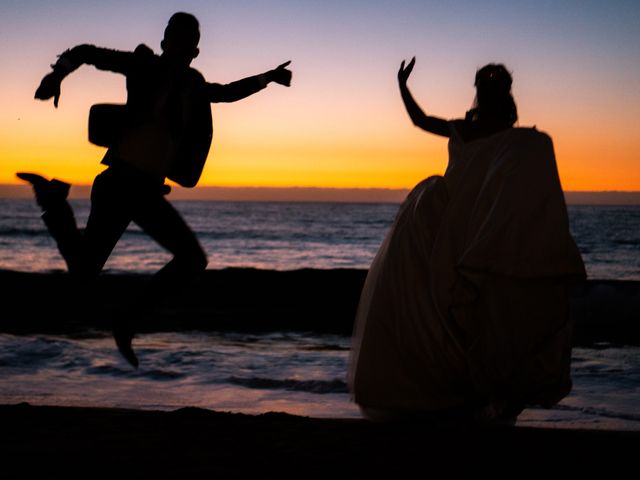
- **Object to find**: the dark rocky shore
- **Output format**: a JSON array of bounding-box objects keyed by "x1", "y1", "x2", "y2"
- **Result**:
[{"x1": 1, "y1": 268, "x2": 638, "y2": 345}]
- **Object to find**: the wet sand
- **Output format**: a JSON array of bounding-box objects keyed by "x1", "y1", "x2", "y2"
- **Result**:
[{"x1": 1, "y1": 403, "x2": 637, "y2": 476}]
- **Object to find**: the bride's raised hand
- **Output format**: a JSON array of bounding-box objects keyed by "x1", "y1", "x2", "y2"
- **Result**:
[{"x1": 398, "y1": 57, "x2": 416, "y2": 85}]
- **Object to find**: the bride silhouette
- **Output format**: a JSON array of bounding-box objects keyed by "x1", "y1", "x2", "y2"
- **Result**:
[{"x1": 349, "y1": 59, "x2": 586, "y2": 424}]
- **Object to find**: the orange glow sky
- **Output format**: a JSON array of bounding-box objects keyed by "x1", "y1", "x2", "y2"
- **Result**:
[{"x1": 1, "y1": 0, "x2": 639, "y2": 192}]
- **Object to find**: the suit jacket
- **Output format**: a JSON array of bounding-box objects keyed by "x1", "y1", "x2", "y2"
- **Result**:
[{"x1": 59, "y1": 43, "x2": 268, "y2": 187}]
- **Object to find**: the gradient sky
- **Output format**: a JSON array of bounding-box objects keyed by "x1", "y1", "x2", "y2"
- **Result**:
[{"x1": 1, "y1": 0, "x2": 639, "y2": 191}]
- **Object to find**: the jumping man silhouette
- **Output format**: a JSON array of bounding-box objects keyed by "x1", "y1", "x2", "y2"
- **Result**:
[{"x1": 18, "y1": 12, "x2": 292, "y2": 366}]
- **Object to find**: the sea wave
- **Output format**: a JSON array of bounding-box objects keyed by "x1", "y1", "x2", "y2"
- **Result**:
[
  {"x1": 86, "y1": 364, "x2": 185, "y2": 380},
  {"x1": 0, "y1": 337, "x2": 69, "y2": 369},
  {"x1": 227, "y1": 376, "x2": 348, "y2": 394},
  {"x1": 0, "y1": 227, "x2": 48, "y2": 237},
  {"x1": 552, "y1": 404, "x2": 640, "y2": 423}
]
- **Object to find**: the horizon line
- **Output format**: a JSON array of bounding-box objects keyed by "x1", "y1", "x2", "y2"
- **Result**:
[{"x1": 1, "y1": 184, "x2": 640, "y2": 205}]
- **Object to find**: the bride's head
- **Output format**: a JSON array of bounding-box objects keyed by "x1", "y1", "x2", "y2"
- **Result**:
[{"x1": 466, "y1": 64, "x2": 518, "y2": 127}]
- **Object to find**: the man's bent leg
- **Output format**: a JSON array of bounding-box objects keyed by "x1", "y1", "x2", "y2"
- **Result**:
[
  {"x1": 133, "y1": 193, "x2": 207, "y2": 296},
  {"x1": 18, "y1": 170, "x2": 138, "y2": 366},
  {"x1": 105, "y1": 191, "x2": 206, "y2": 367},
  {"x1": 41, "y1": 203, "x2": 86, "y2": 274},
  {"x1": 16, "y1": 173, "x2": 87, "y2": 274}
]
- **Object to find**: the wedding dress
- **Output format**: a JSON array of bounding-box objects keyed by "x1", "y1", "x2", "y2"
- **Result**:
[{"x1": 349, "y1": 124, "x2": 586, "y2": 417}]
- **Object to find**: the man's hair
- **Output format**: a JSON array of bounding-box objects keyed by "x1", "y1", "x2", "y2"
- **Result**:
[{"x1": 164, "y1": 12, "x2": 200, "y2": 47}]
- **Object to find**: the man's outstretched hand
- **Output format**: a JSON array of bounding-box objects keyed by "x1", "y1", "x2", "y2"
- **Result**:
[
  {"x1": 269, "y1": 61, "x2": 292, "y2": 87},
  {"x1": 35, "y1": 71, "x2": 63, "y2": 108}
]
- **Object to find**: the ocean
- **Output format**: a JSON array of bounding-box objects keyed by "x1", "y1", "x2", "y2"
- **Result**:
[
  {"x1": 0, "y1": 199, "x2": 638, "y2": 429},
  {"x1": 0, "y1": 200, "x2": 399, "y2": 273}
]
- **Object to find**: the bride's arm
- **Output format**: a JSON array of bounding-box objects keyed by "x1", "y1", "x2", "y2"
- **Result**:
[{"x1": 398, "y1": 58, "x2": 450, "y2": 138}]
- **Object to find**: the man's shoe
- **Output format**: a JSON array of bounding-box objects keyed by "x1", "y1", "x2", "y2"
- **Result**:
[
  {"x1": 113, "y1": 324, "x2": 139, "y2": 368},
  {"x1": 16, "y1": 172, "x2": 70, "y2": 210}
]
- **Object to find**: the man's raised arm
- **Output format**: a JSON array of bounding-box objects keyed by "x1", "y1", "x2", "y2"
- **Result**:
[{"x1": 207, "y1": 61, "x2": 291, "y2": 103}]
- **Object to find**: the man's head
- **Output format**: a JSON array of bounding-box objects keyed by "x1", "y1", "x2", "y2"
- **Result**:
[{"x1": 161, "y1": 12, "x2": 200, "y2": 66}]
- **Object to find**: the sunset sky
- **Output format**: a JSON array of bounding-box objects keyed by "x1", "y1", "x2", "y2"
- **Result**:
[{"x1": 1, "y1": 0, "x2": 639, "y2": 193}]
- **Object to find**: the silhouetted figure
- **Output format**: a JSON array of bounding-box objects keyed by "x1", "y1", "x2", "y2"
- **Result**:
[
  {"x1": 349, "y1": 59, "x2": 586, "y2": 425},
  {"x1": 18, "y1": 12, "x2": 292, "y2": 367}
]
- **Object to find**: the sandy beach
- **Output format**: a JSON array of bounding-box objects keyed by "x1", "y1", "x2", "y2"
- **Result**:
[{"x1": 1, "y1": 402, "x2": 638, "y2": 477}]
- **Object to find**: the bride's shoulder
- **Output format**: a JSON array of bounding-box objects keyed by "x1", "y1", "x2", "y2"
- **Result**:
[
  {"x1": 509, "y1": 127, "x2": 555, "y2": 155},
  {"x1": 512, "y1": 126, "x2": 553, "y2": 142}
]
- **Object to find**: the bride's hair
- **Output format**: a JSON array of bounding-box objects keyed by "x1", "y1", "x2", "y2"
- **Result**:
[{"x1": 465, "y1": 64, "x2": 518, "y2": 126}]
